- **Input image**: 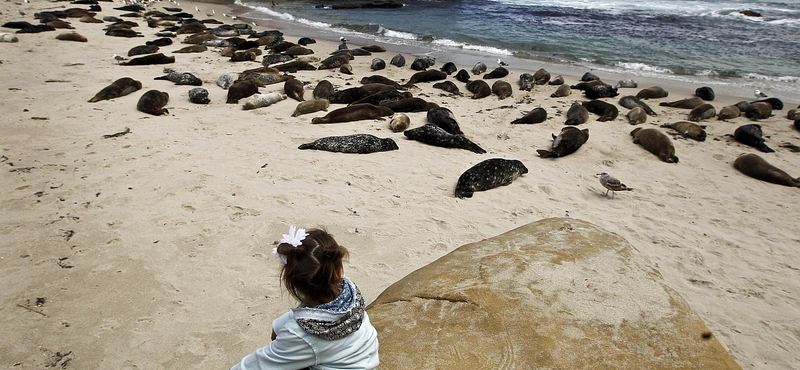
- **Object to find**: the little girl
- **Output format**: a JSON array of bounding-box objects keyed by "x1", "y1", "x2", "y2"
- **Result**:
[{"x1": 230, "y1": 226, "x2": 379, "y2": 370}]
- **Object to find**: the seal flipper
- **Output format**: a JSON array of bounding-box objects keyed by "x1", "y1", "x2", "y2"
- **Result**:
[
  {"x1": 455, "y1": 136, "x2": 486, "y2": 154},
  {"x1": 758, "y1": 143, "x2": 776, "y2": 153},
  {"x1": 537, "y1": 149, "x2": 556, "y2": 158}
]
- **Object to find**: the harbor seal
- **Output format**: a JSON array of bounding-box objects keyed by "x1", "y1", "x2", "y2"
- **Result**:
[
  {"x1": 230, "y1": 50, "x2": 258, "y2": 62},
  {"x1": 390, "y1": 54, "x2": 405, "y2": 67},
  {"x1": 311, "y1": 104, "x2": 394, "y2": 124},
  {"x1": 217, "y1": 73, "x2": 237, "y2": 90},
  {"x1": 491, "y1": 80, "x2": 513, "y2": 99},
  {"x1": 661, "y1": 121, "x2": 707, "y2": 141},
  {"x1": 537, "y1": 126, "x2": 589, "y2": 158},
  {"x1": 410, "y1": 56, "x2": 435, "y2": 71},
  {"x1": 570, "y1": 80, "x2": 609, "y2": 91},
  {"x1": 137, "y1": 90, "x2": 170, "y2": 116},
  {"x1": 188, "y1": 88, "x2": 210, "y2": 104},
  {"x1": 744, "y1": 102, "x2": 773, "y2": 120},
  {"x1": 619, "y1": 95, "x2": 657, "y2": 116},
  {"x1": 440, "y1": 62, "x2": 457, "y2": 75},
  {"x1": 548, "y1": 75, "x2": 565, "y2": 85},
  {"x1": 241, "y1": 92, "x2": 287, "y2": 110},
  {"x1": 455, "y1": 69, "x2": 471, "y2": 83},
  {"x1": 313, "y1": 80, "x2": 334, "y2": 100},
  {"x1": 636, "y1": 86, "x2": 669, "y2": 99},
  {"x1": 734, "y1": 124, "x2": 774, "y2": 152},
  {"x1": 292, "y1": 99, "x2": 329, "y2": 117},
  {"x1": 734, "y1": 153, "x2": 799, "y2": 187},
  {"x1": 511, "y1": 107, "x2": 547, "y2": 124},
  {"x1": 226, "y1": 80, "x2": 259, "y2": 104},
  {"x1": 659, "y1": 97, "x2": 705, "y2": 109},
  {"x1": 371, "y1": 58, "x2": 386, "y2": 71},
  {"x1": 717, "y1": 105, "x2": 741, "y2": 120},
  {"x1": 466, "y1": 80, "x2": 492, "y2": 99},
  {"x1": 123, "y1": 53, "x2": 175, "y2": 66},
  {"x1": 350, "y1": 90, "x2": 412, "y2": 106},
  {"x1": 262, "y1": 53, "x2": 295, "y2": 66},
  {"x1": 753, "y1": 97, "x2": 783, "y2": 110},
  {"x1": 433, "y1": 81, "x2": 460, "y2": 95},
  {"x1": 406, "y1": 70, "x2": 447, "y2": 87},
  {"x1": 630, "y1": 127, "x2": 679, "y2": 163},
  {"x1": 565, "y1": 102, "x2": 589, "y2": 125},
  {"x1": 518, "y1": 73, "x2": 536, "y2": 91},
  {"x1": 583, "y1": 100, "x2": 618, "y2": 122},
  {"x1": 626, "y1": 107, "x2": 647, "y2": 125},
  {"x1": 581, "y1": 72, "x2": 600, "y2": 81},
  {"x1": 454, "y1": 158, "x2": 528, "y2": 198},
  {"x1": 298, "y1": 134, "x2": 398, "y2": 154},
  {"x1": 284, "y1": 79, "x2": 305, "y2": 102},
  {"x1": 389, "y1": 113, "x2": 410, "y2": 132},
  {"x1": 471, "y1": 62, "x2": 487, "y2": 75},
  {"x1": 427, "y1": 107, "x2": 462, "y2": 135},
  {"x1": 56, "y1": 32, "x2": 87, "y2": 42},
  {"x1": 483, "y1": 67, "x2": 509, "y2": 79},
  {"x1": 585, "y1": 85, "x2": 619, "y2": 99},
  {"x1": 173, "y1": 45, "x2": 207, "y2": 53},
  {"x1": 380, "y1": 97, "x2": 439, "y2": 113},
  {"x1": 533, "y1": 68, "x2": 551, "y2": 85},
  {"x1": 403, "y1": 124, "x2": 486, "y2": 154},
  {"x1": 688, "y1": 103, "x2": 716, "y2": 122},
  {"x1": 154, "y1": 68, "x2": 202, "y2": 86},
  {"x1": 88, "y1": 77, "x2": 142, "y2": 102},
  {"x1": 550, "y1": 84, "x2": 571, "y2": 98},
  {"x1": 695, "y1": 86, "x2": 715, "y2": 101}
]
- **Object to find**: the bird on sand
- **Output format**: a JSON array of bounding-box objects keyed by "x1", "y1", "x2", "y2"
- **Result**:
[
  {"x1": 597, "y1": 172, "x2": 633, "y2": 199},
  {"x1": 112, "y1": 54, "x2": 127, "y2": 64},
  {"x1": 754, "y1": 89, "x2": 768, "y2": 99},
  {"x1": 497, "y1": 58, "x2": 508, "y2": 67}
]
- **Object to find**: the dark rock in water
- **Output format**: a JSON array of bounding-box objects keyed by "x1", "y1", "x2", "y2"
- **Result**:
[
  {"x1": 581, "y1": 72, "x2": 600, "y2": 81},
  {"x1": 740, "y1": 10, "x2": 762, "y2": 17},
  {"x1": 188, "y1": 88, "x2": 210, "y2": 104},
  {"x1": 695, "y1": 86, "x2": 715, "y2": 101}
]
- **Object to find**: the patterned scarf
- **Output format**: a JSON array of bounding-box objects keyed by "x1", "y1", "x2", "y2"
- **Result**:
[{"x1": 293, "y1": 277, "x2": 365, "y2": 340}]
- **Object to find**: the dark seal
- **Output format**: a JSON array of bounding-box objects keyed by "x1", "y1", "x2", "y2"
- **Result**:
[
  {"x1": 630, "y1": 127, "x2": 678, "y2": 163},
  {"x1": 466, "y1": 80, "x2": 491, "y2": 99},
  {"x1": 454, "y1": 158, "x2": 528, "y2": 198},
  {"x1": 311, "y1": 104, "x2": 394, "y2": 124},
  {"x1": 188, "y1": 88, "x2": 210, "y2": 104},
  {"x1": 284, "y1": 78, "x2": 305, "y2": 102},
  {"x1": 491, "y1": 80, "x2": 513, "y2": 99},
  {"x1": 88, "y1": 77, "x2": 142, "y2": 102},
  {"x1": 380, "y1": 97, "x2": 439, "y2": 113},
  {"x1": 226, "y1": 80, "x2": 259, "y2": 104},
  {"x1": 137, "y1": 90, "x2": 170, "y2": 116},
  {"x1": 427, "y1": 107, "x2": 462, "y2": 135},
  {"x1": 313, "y1": 80, "x2": 335, "y2": 100},
  {"x1": 695, "y1": 86, "x2": 715, "y2": 101},
  {"x1": 433, "y1": 81, "x2": 460, "y2": 95},
  {"x1": 658, "y1": 97, "x2": 704, "y2": 109},
  {"x1": 734, "y1": 124, "x2": 774, "y2": 153},
  {"x1": 403, "y1": 124, "x2": 486, "y2": 154},
  {"x1": 583, "y1": 100, "x2": 619, "y2": 122},
  {"x1": 298, "y1": 134, "x2": 399, "y2": 154},
  {"x1": 636, "y1": 86, "x2": 669, "y2": 99},
  {"x1": 511, "y1": 107, "x2": 547, "y2": 124},
  {"x1": 482, "y1": 67, "x2": 509, "y2": 79},
  {"x1": 734, "y1": 153, "x2": 800, "y2": 187},
  {"x1": 123, "y1": 53, "x2": 175, "y2": 66},
  {"x1": 537, "y1": 126, "x2": 589, "y2": 158},
  {"x1": 565, "y1": 102, "x2": 589, "y2": 125},
  {"x1": 688, "y1": 104, "x2": 716, "y2": 122}
]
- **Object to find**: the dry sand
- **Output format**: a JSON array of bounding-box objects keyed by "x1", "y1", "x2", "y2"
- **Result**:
[{"x1": 1, "y1": 0, "x2": 799, "y2": 369}]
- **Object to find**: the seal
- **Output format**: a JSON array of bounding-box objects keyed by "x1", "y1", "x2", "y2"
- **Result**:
[
  {"x1": 173, "y1": 45, "x2": 207, "y2": 53},
  {"x1": 433, "y1": 81, "x2": 460, "y2": 95},
  {"x1": 339, "y1": 64, "x2": 353, "y2": 75},
  {"x1": 154, "y1": 68, "x2": 202, "y2": 86},
  {"x1": 636, "y1": 86, "x2": 669, "y2": 99},
  {"x1": 311, "y1": 103, "x2": 394, "y2": 124},
  {"x1": 318, "y1": 53, "x2": 352, "y2": 70},
  {"x1": 361, "y1": 45, "x2": 386, "y2": 52},
  {"x1": 550, "y1": 84, "x2": 571, "y2": 98},
  {"x1": 734, "y1": 153, "x2": 800, "y2": 187},
  {"x1": 717, "y1": 105, "x2": 741, "y2": 120},
  {"x1": 744, "y1": 102, "x2": 772, "y2": 120},
  {"x1": 585, "y1": 85, "x2": 619, "y2": 99},
  {"x1": 615, "y1": 79, "x2": 638, "y2": 88},
  {"x1": 511, "y1": 107, "x2": 547, "y2": 124},
  {"x1": 327, "y1": 87, "x2": 372, "y2": 105},
  {"x1": 146, "y1": 37, "x2": 173, "y2": 47},
  {"x1": 403, "y1": 124, "x2": 486, "y2": 154},
  {"x1": 440, "y1": 62, "x2": 457, "y2": 75},
  {"x1": 466, "y1": 80, "x2": 492, "y2": 99},
  {"x1": 565, "y1": 102, "x2": 589, "y2": 125},
  {"x1": 390, "y1": 54, "x2": 405, "y2": 67},
  {"x1": 455, "y1": 69, "x2": 470, "y2": 83},
  {"x1": 688, "y1": 103, "x2": 716, "y2": 122},
  {"x1": 618, "y1": 95, "x2": 657, "y2": 116},
  {"x1": 284, "y1": 78, "x2": 305, "y2": 102},
  {"x1": 410, "y1": 57, "x2": 435, "y2": 71},
  {"x1": 661, "y1": 121, "x2": 707, "y2": 141},
  {"x1": 298, "y1": 134, "x2": 399, "y2": 154},
  {"x1": 292, "y1": 98, "x2": 330, "y2": 117},
  {"x1": 406, "y1": 70, "x2": 447, "y2": 87},
  {"x1": 786, "y1": 108, "x2": 799, "y2": 120},
  {"x1": 380, "y1": 97, "x2": 439, "y2": 113},
  {"x1": 123, "y1": 53, "x2": 175, "y2": 66},
  {"x1": 262, "y1": 53, "x2": 295, "y2": 66},
  {"x1": 630, "y1": 127, "x2": 679, "y2": 163},
  {"x1": 533, "y1": 68, "x2": 551, "y2": 85},
  {"x1": 188, "y1": 87, "x2": 210, "y2": 104},
  {"x1": 752, "y1": 97, "x2": 783, "y2": 110},
  {"x1": 241, "y1": 92, "x2": 287, "y2": 110},
  {"x1": 350, "y1": 89, "x2": 412, "y2": 106},
  {"x1": 548, "y1": 75, "x2": 565, "y2": 86},
  {"x1": 389, "y1": 113, "x2": 410, "y2": 132},
  {"x1": 237, "y1": 68, "x2": 294, "y2": 88},
  {"x1": 88, "y1": 77, "x2": 142, "y2": 102},
  {"x1": 518, "y1": 73, "x2": 536, "y2": 91},
  {"x1": 297, "y1": 37, "x2": 316, "y2": 46},
  {"x1": 454, "y1": 158, "x2": 528, "y2": 198},
  {"x1": 581, "y1": 72, "x2": 600, "y2": 81},
  {"x1": 537, "y1": 126, "x2": 589, "y2": 158},
  {"x1": 230, "y1": 50, "x2": 258, "y2": 62},
  {"x1": 695, "y1": 86, "x2": 715, "y2": 101},
  {"x1": 226, "y1": 80, "x2": 259, "y2": 104},
  {"x1": 734, "y1": 124, "x2": 774, "y2": 152},
  {"x1": 734, "y1": 101, "x2": 751, "y2": 112},
  {"x1": 371, "y1": 58, "x2": 386, "y2": 71},
  {"x1": 313, "y1": 80, "x2": 334, "y2": 100},
  {"x1": 284, "y1": 45, "x2": 314, "y2": 56},
  {"x1": 583, "y1": 100, "x2": 618, "y2": 122},
  {"x1": 137, "y1": 90, "x2": 170, "y2": 116},
  {"x1": 427, "y1": 107, "x2": 462, "y2": 135},
  {"x1": 1, "y1": 33, "x2": 19, "y2": 43},
  {"x1": 471, "y1": 62, "x2": 487, "y2": 75},
  {"x1": 128, "y1": 44, "x2": 159, "y2": 56},
  {"x1": 273, "y1": 60, "x2": 317, "y2": 73},
  {"x1": 491, "y1": 80, "x2": 513, "y2": 99},
  {"x1": 626, "y1": 107, "x2": 647, "y2": 125},
  {"x1": 217, "y1": 73, "x2": 237, "y2": 90},
  {"x1": 570, "y1": 80, "x2": 609, "y2": 91},
  {"x1": 658, "y1": 97, "x2": 705, "y2": 109}
]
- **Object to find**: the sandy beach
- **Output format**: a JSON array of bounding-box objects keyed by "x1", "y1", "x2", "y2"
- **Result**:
[{"x1": 1, "y1": 0, "x2": 799, "y2": 368}]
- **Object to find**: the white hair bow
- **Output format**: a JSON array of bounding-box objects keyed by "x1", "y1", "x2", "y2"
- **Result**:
[{"x1": 272, "y1": 226, "x2": 308, "y2": 264}]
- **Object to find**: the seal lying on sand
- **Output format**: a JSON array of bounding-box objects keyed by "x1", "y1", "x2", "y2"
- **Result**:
[
  {"x1": 88, "y1": 77, "x2": 142, "y2": 102},
  {"x1": 403, "y1": 124, "x2": 486, "y2": 154},
  {"x1": 389, "y1": 113, "x2": 410, "y2": 132},
  {"x1": 188, "y1": 88, "x2": 210, "y2": 104},
  {"x1": 380, "y1": 98, "x2": 438, "y2": 113},
  {"x1": 427, "y1": 107, "x2": 462, "y2": 135},
  {"x1": 454, "y1": 158, "x2": 528, "y2": 198},
  {"x1": 626, "y1": 107, "x2": 647, "y2": 125},
  {"x1": 491, "y1": 80, "x2": 513, "y2": 99},
  {"x1": 688, "y1": 104, "x2": 716, "y2": 122},
  {"x1": 466, "y1": 80, "x2": 491, "y2": 99},
  {"x1": 734, "y1": 124, "x2": 774, "y2": 152},
  {"x1": 241, "y1": 92, "x2": 287, "y2": 110},
  {"x1": 292, "y1": 99, "x2": 329, "y2": 117},
  {"x1": 658, "y1": 97, "x2": 704, "y2": 109},
  {"x1": 583, "y1": 100, "x2": 618, "y2": 122},
  {"x1": 734, "y1": 153, "x2": 800, "y2": 187},
  {"x1": 631, "y1": 127, "x2": 679, "y2": 163},
  {"x1": 226, "y1": 80, "x2": 259, "y2": 104},
  {"x1": 636, "y1": 86, "x2": 669, "y2": 99},
  {"x1": 511, "y1": 107, "x2": 547, "y2": 125},
  {"x1": 565, "y1": 102, "x2": 589, "y2": 125},
  {"x1": 137, "y1": 90, "x2": 169, "y2": 116},
  {"x1": 313, "y1": 80, "x2": 334, "y2": 100},
  {"x1": 298, "y1": 134, "x2": 398, "y2": 154},
  {"x1": 717, "y1": 105, "x2": 741, "y2": 120},
  {"x1": 154, "y1": 68, "x2": 202, "y2": 86},
  {"x1": 311, "y1": 104, "x2": 394, "y2": 124},
  {"x1": 123, "y1": 53, "x2": 175, "y2": 66},
  {"x1": 619, "y1": 95, "x2": 657, "y2": 116},
  {"x1": 661, "y1": 121, "x2": 707, "y2": 141},
  {"x1": 537, "y1": 126, "x2": 589, "y2": 158}
]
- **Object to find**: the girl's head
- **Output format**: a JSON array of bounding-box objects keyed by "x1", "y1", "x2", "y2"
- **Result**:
[{"x1": 274, "y1": 227, "x2": 349, "y2": 305}]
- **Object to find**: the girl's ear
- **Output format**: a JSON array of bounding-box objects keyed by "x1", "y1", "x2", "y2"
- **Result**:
[{"x1": 337, "y1": 267, "x2": 344, "y2": 279}]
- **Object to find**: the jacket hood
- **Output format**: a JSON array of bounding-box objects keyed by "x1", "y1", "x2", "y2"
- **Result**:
[{"x1": 292, "y1": 277, "x2": 365, "y2": 340}]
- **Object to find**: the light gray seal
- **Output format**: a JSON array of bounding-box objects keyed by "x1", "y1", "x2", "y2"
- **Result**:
[
  {"x1": 454, "y1": 158, "x2": 528, "y2": 198},
  {"x1": 734, "y1": 153, "x2": 799, "y2": 187},
  {"x1": 88, "y1": 77, "x2": 142, "y2": 102},
  {"x1": 565, "y1": 102, "x2": 589, "y2": 125},
  {"x1": 137, "y1": 90, "x2": 170, "y2": 116},
  {"x1": 403, "y1": 124, "x2": 486, "y2": 154},
  {"x1": 511, "y1": 108, "x2": 547, "y2": 124},
  {"x1": 661, "y1": 121, "x2": 707, "y2": 141},
  {"x1": 688, "y1": 104, "x2": 716, "y2": 122},
  {"x1": 630, "y1": 127, "x2": 678, "y2": 163},
  {"x1": 626, "y1": 107, "x2": 647, "y2": 125},
  {"x1": 311, "y1": 103, "x2": 394, "y2": 124},
  {"x1": 298, "y1": 134, "x2": 398, "y2": 154},
  {"x1": 471, "y1": 61, "x2": 487, "y2": 75},
  {"x1": 734, "y1": 124, "x2": 774, "y2": 152},
  {"x1": 537, "y1": 126, "x2": 589, "y2": 158},
  {"x1": 188, "y1": 88, "x2": 210, "y2": 104}
]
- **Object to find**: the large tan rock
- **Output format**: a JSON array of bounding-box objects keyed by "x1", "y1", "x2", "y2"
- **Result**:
[{"x1": 367, "y1": 218, "x2": 741, "y2": 370}]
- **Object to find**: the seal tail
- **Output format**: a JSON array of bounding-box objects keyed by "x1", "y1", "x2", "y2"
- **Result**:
[
  {"x1": 298, "y1": 143, "x2": 314, "y2": 150},
  {"x1": 153, "y1": 75, "x2": 170, "y2": 81},
  {"x1": 537, "y1": 149, "x2": 557, "y2": 158},
  {"x1": 758, "y1": 144, "x2": 776, "y2": 153},
  {"x1": 467, "y1": 142, "x2": 487, "y2": 154}
]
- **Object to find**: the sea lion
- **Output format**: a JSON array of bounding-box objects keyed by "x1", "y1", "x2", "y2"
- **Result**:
[
  {"x1": 284, "y1": 45, "x2": 314, "y2": 56},
  {"x1": 298, "y1": 134, "x2": 398, "y2": 154},
  {"x1": 548, "y1": 75, "x2": 565, "y2": 86},
  {"x1": 454, "y1": 158, "x2": 527, "y2": 198},
  {"x1": 188, "y1": 88, "x2": 210, "y2": 104},
  {"x1": 786, "y1": 108, "x2": 799, "y2": 120},
  {"x1": 455, "y1": 69, "x2": 470, "y2": 83},
  {"x1": 753, "y1": 97, "x2": 783, "y2": 110},
  {"x1": 744, "y1": 102, "x2": 773, "y2": 120},
  {"x1": 734, "y1": 124, "x2": 774, "y2": 152},
  {"x1": 695, "y1": 86, "x2": 715, "y2": 101},
  {"x1": 570, "y1": 80, "x2": 609, "y2": 91},
  {"x1": 389, "y1": 113, "x2": 410, "y2": 132},
  {"x1": 565, "y1": 102, "x2": 589, "y2": 125},
  {"x1": 410, "y1": 57, "x2": 435, "y2": 71},
  {"x1": 661, "y1": 121, "x2": 707, "y2": 141},
  {"x1": 585, "y1": 85, "x2": 619, "y2": 99},
  {"x1": 226, "y1": 80, "x2": 259, "y2": 104},
  {"x1": 433, "y1": 81, "x2": 460, "y2": 95},
  {"x1": 183, "y1": 33, "x2": 218, "y2": 44},
  {"x1": 380, "y1": 97, "x2": 438, "y2": 113},
  {"x1": 318, "y1": 54, "x2": 352, "y2": 70},
  {"x1": 262, "y1": 53, "x2": 295, "y2": 66},
  {"x1": 106, "y1": 29, "x2": 143, "y2": 38},
  {"x1": 406, "y1": 70, "x2": 447, "y2": 87},
  {"x1": 361, "y1": 45, "x2": 385, "y2": 52},
  {"x1": 440, "y1": 62, "x2": 457, "y2": 75},
  {"x1": 427, "y1": 107, "x2": 462, "y2": 135},
  {"x1": 636, "y1": 86, "x2": 669, "y2": 99},
  {"x1": 311, "y1": 104, "x2": 394, "y2": 124},
  {"x1": 230, "y1": 50, "x2": 257, "y2": 62},
  {"x1": 154, "y1": 68, "x2": 202, "y2": 86},
  {"x1": 532, "y1": 68, "x2": 550, "y2": 85},
  {"x1": 217, "y1": 73, "x2": 237, "y2": 90},
  {"x1": 390, "y1": 54, "x2": 405, "y2": 67},
  {"x1": 370, "y1": 58, "x2": 386, "y2": 71},
  {"x1": 630, "y1": 127, "x2": 679, "y2": 163},
  {"x1": 88, "y1": 77, "x2": 142, "y2": 102},
  {"x1": 471, "y1": 62, "x2": 487, "y2": 75},
  {"x1": 123, "y1": 53, "x2": 175, "y2": 66},
  {"x1": 136, "y1": 90, "x2": 170, "y2": 116},
  {"x1": 615, "y1": 79, "x2": 638, "y2": 88},
  {"x1": 626, "y1": 107, "x2": 647, "y2": 125},
  {"x1": 284, "y1": 79, "x2": 305, "y2": 102},
  {"x1": 518, "y1": 73, "x2": 536, "y2": 91},
  {"x1": 241, "y1": 92, "x2": 287, "y2": 110},
  {"x1": 581, "y1": 72, "x2": 600, "y2": 81},
  {"x1": 173, "y1": 45, "x2": 207, "y2": 53},
  {"x1": 297, "y1": 37, "x2": 316, "y2": 45},
  {"x1": 583, "y1": 100, "x2": 618, "y2": 122},
  {"x1": 146, "y1": 37, "x2": 173, "y2": 47},
  {"x1": 313, "y1": 80, "x2": 334, "y2": 100},
  {"x1": 483, "y1": 67, "x2": 509, "y2": 79},
  {"x1": 292, "y1": 99, "x2": 330, "y2": 117},
  {"x1": 271, "y1": 41, "x2": 298, "y2": 53},
  {"x1": 47, "y1": 20, "x2": 74, "y2": 29},
  {"x1": 618, "y1": 95, "x2": 657, "y2": 116},
  {"x1": 659, "y1": 97, "x2": 705, "y2": 109},
  {"x1": 491, "y1": 80, "x2": 513, "y2": 99},
  {"x1": 328, "y1": 87, "x2": 372, "y2": 105},
  {"x1": 360, "y1": 75, "x2": 406, "y2": 90},
  {"x1": 550, "y1": 84, "x2": 571, "y2": 98},
  {"x1": 466, "y1": 80, "x2": 491, "y2": 99},
  {"x1": 734, "y1": 153, "x2": 799, "y2": 187},
  {"x1": 734, "y1": 101, "x2": 751, "y2": 112},
  {"x1": 537, "y1": 126, "x2": 589, "y2": 158},
  {"x1": 717, "y1": 105, "x2": 741, "y2": 120},
  {"x1": 350, "y1": 90, "x2": 412, "y2": 106},
  {"x1": 688, "y1": 103, "x2": 716, "y2": 122},
  {"x1": 55, "y1": 32, "x2": 87, "y2": 42},
  {"x1": 511, "y1": 108, "x2": 547, "y2": 125},
  {"x1": 403, "y1": 124, "x2": 486, "y2": 154}
]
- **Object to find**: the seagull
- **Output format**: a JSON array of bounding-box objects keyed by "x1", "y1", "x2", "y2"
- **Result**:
[
  {"x1": 195, "y1": 6, "x2": 199, "y2": 12},
  {"x1": 252, "y1": 21, "x2": 257, "y2": 26},
  {"x1": 207, "y1": 9, "x2": 215, "y2": 16},
  {"x1": 222, "y1": 12, "x2": 228, "y2": 17},
  {"x1": 231, "y1": 15, "x2": 238, "y2": 20},
  {"x1": 497, "y1": 58, "x2": 508, "y2": 67},
  {"x1": 754, "y1": 89, "x2": 768, "y2": 99},
  {"x1": 338, "y1": 37, "x2": 349, "y2": 50},
  {"x1": 112, "y1": 54, "x2": 127, "y2": 64},
  {"x1": 597, "y1": 172, "x2": 633, "y2": 199}
]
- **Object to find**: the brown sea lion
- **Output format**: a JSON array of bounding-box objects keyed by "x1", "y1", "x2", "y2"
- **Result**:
[
  {"x1": 433, "y1": 81, "x2": 461, "y2": 95},
  {"x1": 688, "y1": 104, "x2": 716, "y2": 121},
  {"x1": 619, "y1": 95, "x2": 657, "y2": 116},
  {"x1": 717, "y1": 105, "x2": 741, "y2": 120},
  {"x1": 380, "y1": 98, "x2": 439, "y2": 113},
  {"x1": 630, "y1": 127, "x2": 678, "y2": 163},
  {"x1": 565, "y1": 102, "x2": 589, "y2": 125},
  {"x1": 173, "y1": 45, "x2": 207, "y2": 53},
  {"x1": 128, "y1": 44, "x2": 159, "y2": 56},
  {"x1": 55, "y1": 32, "x2": 87, "y2": 42},
  {"x1": 88, "y1": 77, "x2": 142, "y2": 102},
  {"x1": 658, "y1": 97, "x2": 704, "y2": 109},
  {"x1": 550, "y1": 84, "x2": 571, "y2": 98},
  {"x1": 511, "y1": 108, "x2": 547, "y2": 124},
  {"x1": 636, "y1": 86, "x2": 669, "y2": 99},
  {"x1": 328, "y1": 87, "x2": 372, "y2": 105},
  {"x1": 361, "y1": 45, "x2": 386, "y2": 52},
  {"x1": 360, "y1": 75, "x2": 406, "y2": 90},
  {"x1": 123, "y1": 53, "x2": 175, "y2": 66},
  {"x1": 406, "y1": 69, "x2": 447, "y2": 87},
  {"x1": 491, "y1": 80, "x2": 513, "y2": 99},
  {"x1": 734, "y1": 153, "x2": 799, "y2": 187},
  {"x1": 313, "y1": 80, "x2": 334, "y2": 100},
  {"x1": 318, "y1": 54, "x2": 352, "y2": 70},
  {"x1": 284, "y1": 79, "x2": 305, "y2": 102},
  {"x1": 292, "y1": 99, "x2": 330, "y2": 117},
  {"x1": 466, "y1": 80, "x2": 491, "y2": 99},
  {"x1": 786, "y1": 108, "x2": 799, "y2": 120},
  {"x1": 626, "y1": 107, "x2": 647, "y2": 125},
  {"x1": 273, "y1": 60, "x2": 317, "y2": 73},
  {"x1": 389, "y1": 113, "x2": 410, "y2": 132},
  {"x1": 533, "y1": 68, "x2": 550, "y2": 85},
  {"x1": 350, "y1": 89, "x2": 412, "y2": 106},
  {"x1": 661, "y1": 121, "x2": 707, "y2": 141},
  {"x1": 582, "y1": 100, "x2": 618, "y2": 122},
  {"x1": 745, "y1": 102, "x2": 773, "y2": 120},
  {"x1": 537, "y1": 126, "x2": 589, "y2": 158},
  {"x1": 136, "y1": 90, "x2": 169, "y2": 116},
  {"x1": 311, "y1": 103, "x2": 394, "y2": 124},
  {"x1": 284, "y1": 45, "x2": 314, "y2": 56},
  {"x1": 226, "y1": 80, "x2": 259, "y2": 104}
]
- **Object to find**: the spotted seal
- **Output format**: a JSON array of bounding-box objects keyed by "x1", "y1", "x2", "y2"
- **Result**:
[
  {"x1": 615, "y1": 79, "x2": 638, "y2": 88},
  {"x1": 123, "y1": 53, "x2": 175, "y2": 66},
  {"x1": 318, "y1": 54, "x2": 352, "y2": 70},
  {"x1": 298, "y1": 134, "x2": 398, "y2": 154},
  {"x1": 630, "y1": 127, "x2": 678, "y2": 163},
  {"x1": 491, "y1": 80, "x2": 513, "y2": 99},
  {"x1": 661, "y1": 121, "x2": 707, "y2": 141},
  {"x1": 636, "y1": 86, "x2": 669, "y2": 99},
  {"x1": 403, "y1": 124, "x2": 486, "y2": 154},
  {"x1": 511, "y1": 108, "x2": 547, "y2": 124},
  {"x1": 88, "y1": 77, "x2": 142, "y2": 102},
  {"x1": 734, "y1": 153, "x2": 799, "y2": 187},
  {"x1": 311, "y1": 104, "x2": 394, "y2": 124},
  {"x1": 518, "y1": 73, "x2": 536, "y2": 91},
  {"x1": 137, "y1": 90, "x2": 170, "y2": 116},
  {"x1": 565, "y1": 102, "x2": 589, "y2": 125},
  {"x1": 440, "y1": 62, "x2": 457, "y2": 75},
  {"x1": 583, "y1": 100, "x2": 618, "y2": 122},
  {"x1": 454, "y1": 158, "x2": 528, "y2": 198},
  {"x1": 734, "y1": 124, "x2": 774, "y2": 152},
  {"x1": 241, "y1": 92, "x2": 287, "y2": 110},
  {"x1": 466, "y1": 80, "x2": 491, "y2": 99},
  {"x1": 688, "y1": 104, "x2": 716, "y2": 122},
  {"x1": 427, "y1": 107, "x2": 462, "y2": 135},
  {"x1": 537, "y1": 126, "x2": 589, "y2": 158},
  {"x1": 188, "y1": 88, "x2": 210, "y2": 104},
  {"x1": 585, "y1": 85, "x2": 619, "y2": 99}
]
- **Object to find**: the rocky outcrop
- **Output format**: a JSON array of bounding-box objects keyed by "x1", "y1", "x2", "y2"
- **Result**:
[{"x1": 367, "y1": 218, "x2": 741, "y2": 370}]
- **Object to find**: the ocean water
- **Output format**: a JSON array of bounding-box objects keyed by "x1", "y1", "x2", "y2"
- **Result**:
[{"x1": 232, "y1": 0, "x2": 800, "y2": 98}]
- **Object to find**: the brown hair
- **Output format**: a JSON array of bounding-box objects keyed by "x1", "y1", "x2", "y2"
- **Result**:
[{"x1": 276, "y1": 228, "x2": 349, "y2": 305}]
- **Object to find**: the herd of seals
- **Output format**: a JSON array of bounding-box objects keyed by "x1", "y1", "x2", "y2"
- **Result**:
[{"x1": 5, "y1": 1, "x2": 798, "y2": 197}]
